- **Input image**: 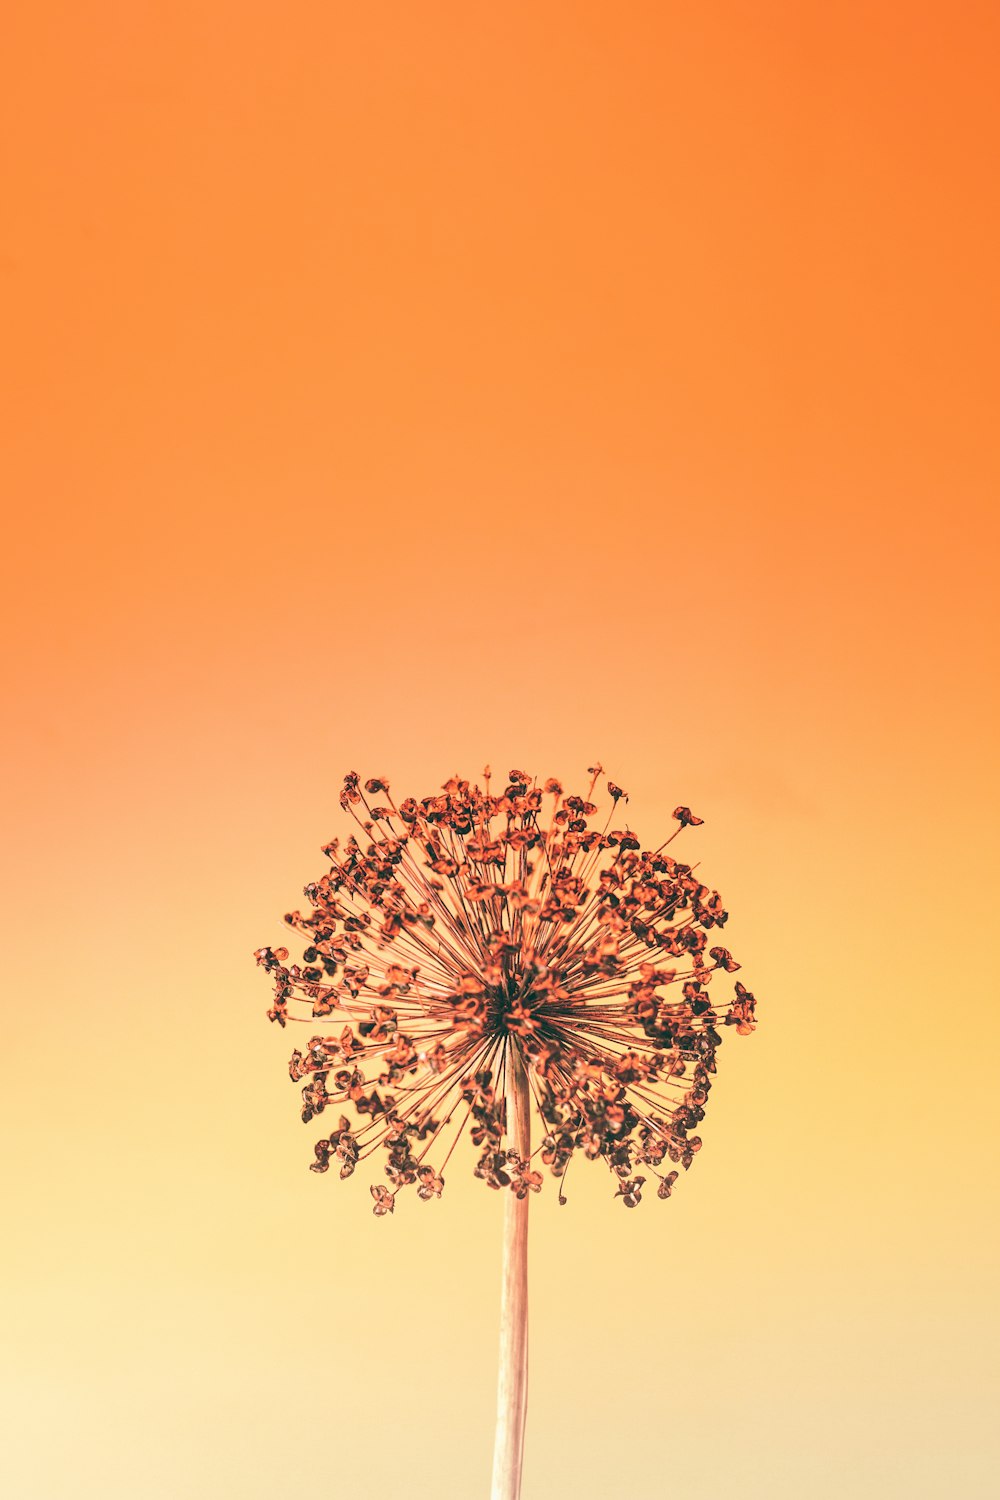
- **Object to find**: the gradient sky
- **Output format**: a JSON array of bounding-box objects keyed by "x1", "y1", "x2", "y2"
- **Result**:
[{"x1": 2, "y1": 5, "x2": 998, "y2": 1499}]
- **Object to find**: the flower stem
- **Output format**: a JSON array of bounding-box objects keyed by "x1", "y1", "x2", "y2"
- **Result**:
[{"x1": 490, "y1": 1042, "x2": 530, "y2": 1500}]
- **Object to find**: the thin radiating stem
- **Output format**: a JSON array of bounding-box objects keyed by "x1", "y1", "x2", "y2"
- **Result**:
[{"x1": 490, "y1": 1041, "x2": 530, "y2": 1500}]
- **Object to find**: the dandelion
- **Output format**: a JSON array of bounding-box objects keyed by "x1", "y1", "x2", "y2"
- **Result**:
[{"x1": 255, "y1": 766, "x2": 757, "y2": 1499}]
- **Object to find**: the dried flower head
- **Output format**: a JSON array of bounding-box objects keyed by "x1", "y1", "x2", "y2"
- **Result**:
[{"x1": 255, "y1": 767, "x2": 757, "y2": 1214}]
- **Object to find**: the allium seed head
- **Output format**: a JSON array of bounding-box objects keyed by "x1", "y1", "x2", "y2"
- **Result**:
[{"x1": 255, "y1": 767, "x2": 757, "y2": 1213}]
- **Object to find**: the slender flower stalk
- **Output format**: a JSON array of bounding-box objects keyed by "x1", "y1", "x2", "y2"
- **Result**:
[
  {"x1": 491, "y1": 1042, "x2": 530, "y2": 1500},
  {"x1": 255, "y1": 766, "x2": 757, "y2": 1494}
]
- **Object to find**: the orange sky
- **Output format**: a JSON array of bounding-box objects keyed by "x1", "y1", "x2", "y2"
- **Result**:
[{"x1": 2, "y1": 6, "x2": 998, "y2": 1499}]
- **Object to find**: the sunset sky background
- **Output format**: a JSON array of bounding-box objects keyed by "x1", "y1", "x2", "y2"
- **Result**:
[{"x1": 2, "y1": 4, "x2": 998, "y2": 1497}]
